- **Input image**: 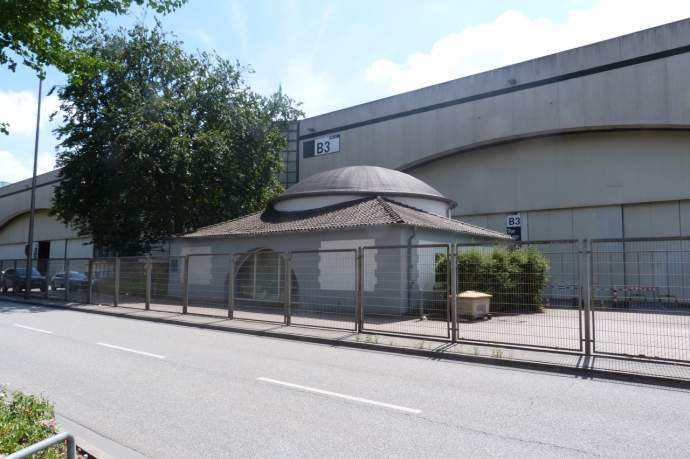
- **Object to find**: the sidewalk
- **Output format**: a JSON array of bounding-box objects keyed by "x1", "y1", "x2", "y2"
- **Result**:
[{"x1": 6, "y1": 296, "x2": 690, "y2": 387}]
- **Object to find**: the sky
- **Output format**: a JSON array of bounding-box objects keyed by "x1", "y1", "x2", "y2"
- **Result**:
[{"x1": 1, "y1": 0, "x2": 690, "y2": 184}]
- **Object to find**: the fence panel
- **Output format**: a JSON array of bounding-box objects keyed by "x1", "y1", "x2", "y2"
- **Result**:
[
  {"x1": 0, "y1": 259, "x2": 27, "y2": 298},
  {"x1": 232, "y1": 251, "x2": 286, "y2": 323},
  {"x1": 455, "y1": 241, "x2": 582, "y2": 351},
  {"x1": 362, "y1": 245, "x2": 450, "y2": 339},
  {"x1": 43, "y1": 259, "x2": 68, "y2": 301},
  {"x1": 91, "y1": 258, "x2": 116, "y2": 306},
  {"x1": 186, "y1": 254, "x2": 230, "y2": 317},
  {"x1": 117, "y1": 257, "x2": 147, "y2": 309},
  {"x1": 148, "y1": 256, "x2": 184, "y2": 313},
  {"x1": 591, "y1": 238, "x2": 690, "y2": 362},
  {"x1": 289, "y1": 250, "x2": 357, "y2": 331}
]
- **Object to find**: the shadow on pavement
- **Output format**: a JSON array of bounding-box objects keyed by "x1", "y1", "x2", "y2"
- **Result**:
[{"x1": 0, "y1": 301, "x2": 54, "y2": 314}]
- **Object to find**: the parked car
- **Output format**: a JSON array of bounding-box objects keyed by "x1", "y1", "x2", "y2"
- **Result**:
[
  {"x1": 50, "y1": 271, "x2": 89, "y2": 291},
  {"x1": 1, "y1": 268, "x2": 47, "y2": 293}
]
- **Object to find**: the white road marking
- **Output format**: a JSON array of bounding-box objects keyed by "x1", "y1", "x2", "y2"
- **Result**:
[
  {"x1": 96, "y1": 342, "x2": 166, "y2": 359},
  {"x1": 257, "y1": 377, "x2": 421, "y2": 414},
  {"x1": 13, "y1": 323, "x2": 53, "y2": 334}
]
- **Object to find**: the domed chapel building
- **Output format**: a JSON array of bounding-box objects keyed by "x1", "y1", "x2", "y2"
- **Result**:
[{"x1": 170, "y1": 166, "x2": 508, "y2": 323}]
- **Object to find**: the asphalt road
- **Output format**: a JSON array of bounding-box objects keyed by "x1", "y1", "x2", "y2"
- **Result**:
[{"x1": 2, "y1": 301, "x2": 690, "y2": 458}]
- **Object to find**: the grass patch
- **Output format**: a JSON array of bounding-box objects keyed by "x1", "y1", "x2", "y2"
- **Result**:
[{"x1": 0, "y1": 386, "x2": 63, "y2": 458}]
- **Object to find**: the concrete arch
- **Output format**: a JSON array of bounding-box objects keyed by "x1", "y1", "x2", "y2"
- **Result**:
[{"x1": 0, "y1": 208, "x2": 51, "y2": 233}]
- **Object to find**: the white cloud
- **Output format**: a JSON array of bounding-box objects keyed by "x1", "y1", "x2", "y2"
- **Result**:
[
  {"x1": 0, "y1": 90, "x2": 61, "y2": 136},
  {"x1": 366, "y1": 0, "x2": 690, "y2": 95},
  {"x1": 0, "y1": 150, "x2": 56, "y2": 184}
]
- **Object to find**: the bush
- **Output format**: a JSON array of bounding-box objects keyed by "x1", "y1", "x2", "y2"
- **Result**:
[
  {"x1": 0, "y1": 386, "x2": 62, "y2": 458},
  {"x1": 437, "y1": 247, "x2": 550, "y2": 314}
]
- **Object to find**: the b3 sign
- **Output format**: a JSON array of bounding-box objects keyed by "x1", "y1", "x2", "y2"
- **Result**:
[
  {"x1": 506, "y1": 213, "x2": 521, "y2": 241},
  {"x1": 506, "y1": 213, "x2": 521, "y2": 228},
  {"x1": 315, "y1": 134, "x2": 340, "y2": 156}
]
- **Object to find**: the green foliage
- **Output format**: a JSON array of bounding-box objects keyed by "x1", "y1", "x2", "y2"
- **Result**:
[
  {"x1": 0, "y1": 0, "x2": 185, "y2": 76},
  {"x1": 438, "y1": 247, "x2": 550, "y2": 313},
  {"x1": 51, "y1": 25, "x2": 302, "y2": 255},
  {"x1": 0, "y1": 386, "x2": 61, "y2": 458}
]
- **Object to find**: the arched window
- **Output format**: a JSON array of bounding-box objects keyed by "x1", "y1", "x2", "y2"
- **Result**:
[{"x1": 235, "y1": 250, "x2": 285, "y2": 302}]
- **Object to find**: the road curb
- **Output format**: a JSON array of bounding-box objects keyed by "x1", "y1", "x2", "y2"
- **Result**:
[{"x1": 5, "y1": 297, "x2": 690, "y2": 390}]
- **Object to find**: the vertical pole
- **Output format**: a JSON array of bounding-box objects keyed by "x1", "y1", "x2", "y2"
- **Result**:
[
  {"x1": 583, "y1": 239, "x2": 593, "y2": 356},
  {"x1": 64, "y1": 259, "x2": 70, "y2": 302},
  {"x1": 450, "y1": 245, "x2": 458, "y2": 342},
  {"x1": 182, "y1": 255, "x2": 189, "y2": 314},
  {"x1": 66, "y1": 433, "x2": 77, "y2": 459},
  {"x1": 87, "y1": 259, "x2": 94, "y2": 304},
  {"x1": 145, "y1": 257, "x2": 151, "y2": 310},
  {"x1": 284, "y1": 253, "x2": 292, "y2": 326},
  {"x1": 114, "y1": 258, "x2": 120, "y2": 307},
  {"x1": 24, "y1": 78, "x2": 42, "y2": 300},
  {"x1": 227, "y1": 254, "x2": 235, "y2": 319},
  {"x1": 356, "y1": 248, "x2": 364, "y2": 332},
  {"x1": 43, "y1": 260, "x2": 49, "y2": 300}
]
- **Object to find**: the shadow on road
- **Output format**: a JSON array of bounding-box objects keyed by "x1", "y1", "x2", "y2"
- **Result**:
[{"x1": 0, "y1": 302, "x2": 54, "y2": 314}]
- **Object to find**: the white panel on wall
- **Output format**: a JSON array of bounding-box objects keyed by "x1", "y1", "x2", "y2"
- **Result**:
[
  {"x1": 623, "y1": 202, "x2": 681, "y2": 238},
  {"x1": 320, "y1": 239, "x2": 374, "y2": 291},
  {"x1": 49, "y1": 239, "x2": 67, "y2": 259}
]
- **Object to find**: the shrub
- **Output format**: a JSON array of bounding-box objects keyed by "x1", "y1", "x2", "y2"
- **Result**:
[
  {"x1": 437, "y1": 247, "x2": 549, "y2": 314},
  {"x1": 0, "y1": 386, "x2": 62, "y2": 458}
]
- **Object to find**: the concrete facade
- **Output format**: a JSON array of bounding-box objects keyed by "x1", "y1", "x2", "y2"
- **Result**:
[
  {"x1": 0, "y1": 170, "x2": 92, "y2": 262},
  {"x1": 296, "y1": 19, "x2": 690, "y2": 243}
]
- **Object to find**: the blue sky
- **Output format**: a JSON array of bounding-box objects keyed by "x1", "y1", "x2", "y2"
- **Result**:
[{"x1": 1, "y1": 0, "x2": 689, "y2": 184}]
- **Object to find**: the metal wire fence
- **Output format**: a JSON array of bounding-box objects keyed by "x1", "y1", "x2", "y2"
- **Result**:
[
  {"x1": 591, "y1": 238, "x2": 690, "y2": 362},
  {"x1": 290, "y1": 250, "x2": 357, "y2": 330},
  {"x1": 187, "y1": 254, "x2": 228, "y2": 316},
  {"x1": 232, "y1": 251, "x2": 286, "y2": 323},
  {"x1": 361, "y1": 245, "x2": 450, "y2": 339},
  {"x1": 118, "y1": 257, "x2": 147, "y2": 308},
  {"x1": 2, "y1": 237, "x2": 690, "y2": 364},
  {"x1": 455, "y1": 240, "x2": 583, "y2": 351}
]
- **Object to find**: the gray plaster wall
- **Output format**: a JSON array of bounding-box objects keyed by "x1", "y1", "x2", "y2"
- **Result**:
[{"x1": 169, "y1": 226, "x2": 484, "y2": 316}]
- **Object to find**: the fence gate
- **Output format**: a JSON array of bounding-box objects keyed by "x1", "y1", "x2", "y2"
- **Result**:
[
  {"x1": 590, "y1": 238, "x2": 690, "y2": 362},
  {"x1": 361, "y1": 244, "x2": 450, "y2": 339},
  {"x1": 289, "y1": 249, "x2": 357, "y2": 331},
  {"x1": 455, "y1": 240, "x2": 583, "y2": 352}
]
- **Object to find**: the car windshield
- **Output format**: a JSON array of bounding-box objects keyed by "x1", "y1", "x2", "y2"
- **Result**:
[
  {"x1": 14, "y1": 268, "x2": 42, "y2": 277},
  {"x1": 68, "y1": 271, "x2": 87, "y2": 279}
]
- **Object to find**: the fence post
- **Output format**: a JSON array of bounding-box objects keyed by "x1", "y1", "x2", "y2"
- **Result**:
[
  {"x1": 144, "y1": 257, "x2": 151, "y2": 310},
  {"x1": 356, "y1": 247, "x2": 364, "y2": 332},
  {"x1": 64, "y1": 258, "x2": 70, "y2": 302},
  {"x1": 227, "y1": 254, "x2": 235, "y2": 319},
  {"x1": 284, "y1": 253, "x2": 292, "y2": 326},
  {"x1": 114, "y1": 257, "x2": 120, "y2": 307},
  {"x1": 450, "y1": 245, "x2": 458, "y2": 342},
  {"x1": 43, "y1": 261, "x2": 49, "y2": 300},
  {"x1": 87, "y1": 259, "x2": 94, "y2": 304},
  {"x1": 583, "y1": 239, "x2": 593, "y2": 356},
  {"x1": 182, "y1": 255, "x2": 189, "y2": 314}
]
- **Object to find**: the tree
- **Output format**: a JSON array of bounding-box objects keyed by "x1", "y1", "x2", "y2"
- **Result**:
[
  {"x1": 0, "y1": 0, "x2": 185, "y2": 135},
  {"x1": 0, "y1": 0, "x2": 185, "y2": 74},
  {"x1": 51, "y1": 25, "x2": 302, "y2": 255}
]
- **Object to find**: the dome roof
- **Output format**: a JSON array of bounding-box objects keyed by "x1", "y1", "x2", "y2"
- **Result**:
[{"x1": 273, "y1": 166, "x2": 455, "y2": 206}]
